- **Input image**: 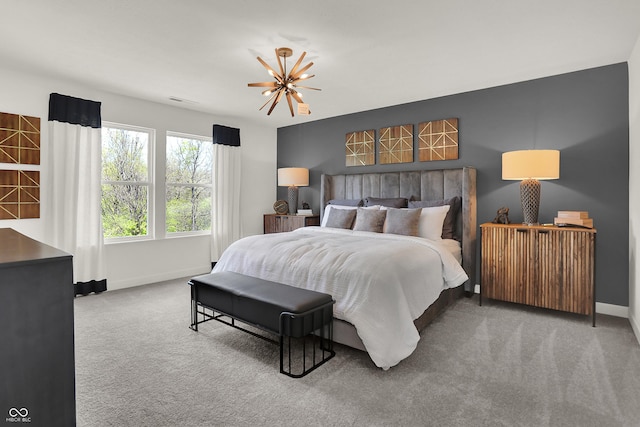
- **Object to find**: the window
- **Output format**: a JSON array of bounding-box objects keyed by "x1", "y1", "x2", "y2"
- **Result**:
[
  {"x1": 101, "y1": 123, "x2": 154, "y2": 240},
  {"x1": 165, "y1": 132, "x2": 212, "y2": 234}
]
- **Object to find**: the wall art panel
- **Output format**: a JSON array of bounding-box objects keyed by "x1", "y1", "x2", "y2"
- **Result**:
[
  {"x1": 379, "y1": 124, "x2": 413, "y2": 164},
  {"x1": 0, "y1": 112, "x2": 41, "y2": 164},
  {"x1": 0, "y1": 169, "x2": 40, "y2": 219},
  {"x1": 346, "y1": 129, "x2": 375, "y2": 166},
  {"x1": 418, "y1": 118, "x2": 458, "y2": 162}
]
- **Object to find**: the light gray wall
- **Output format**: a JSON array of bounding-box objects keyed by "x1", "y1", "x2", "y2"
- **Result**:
[
  {"x1": 277, "y1": 63, "x2": 629, "y2": 307},
  {"x1": 0, "y1": 65, "x2": 277, "y2": 290}
]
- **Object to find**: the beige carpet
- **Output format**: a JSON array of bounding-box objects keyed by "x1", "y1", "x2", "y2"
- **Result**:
[{"x1": 74, "y1": 278, "x2": 640, "y2": 426}]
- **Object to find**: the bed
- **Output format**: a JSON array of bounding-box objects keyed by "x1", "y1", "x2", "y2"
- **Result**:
[{"x1": 213, "y1": 167, "x2": 477, "y2": 369}]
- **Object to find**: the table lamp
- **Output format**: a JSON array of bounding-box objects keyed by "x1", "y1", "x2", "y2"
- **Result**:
[
  {"x1": 502, "y1": 149, "x2": 560, "y2": 225},
  {"x1": 277, "y1": 167, "x2": 309, "y2": 215}
]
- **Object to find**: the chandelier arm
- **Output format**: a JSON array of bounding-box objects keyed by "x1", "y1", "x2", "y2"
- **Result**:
[
  {"x1": 248, "y1": 82, "x2": 278, "y2": 87},
  {"x1": 290, "y1": 62, "x2": 314, "y2": 80},
  {"x1": 291, "y1": 74, "x2": 315, "y2": 83},
  {"x1": 288, "y1": 51, "x2": 307, "y2": 77},
  {"x1": 294, "y1": 85, "x2": 321, "y2": 91},
  {"x1": 290, "y1": 91, "x2": 304, "y2": 104},
  {"x1": 257, "y1": 57, "x2": 284, "y2": 84},
  {"x1": 258, "y1": 90, "x2": 280, "y2": 111},
  {"x1": 285, "y1": 92, "x2": 295, "y2": 117},
  {"x1": 267, "y1": 90, "x2": 285, "y2": 115}
]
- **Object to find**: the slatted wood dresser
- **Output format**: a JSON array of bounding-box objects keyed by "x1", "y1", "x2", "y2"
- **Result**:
[{"x1": 480, "y1": 223, "x2": 596, "y2": 326}]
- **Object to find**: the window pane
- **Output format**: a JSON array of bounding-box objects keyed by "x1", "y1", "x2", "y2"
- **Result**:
[
  {"x1": 166, "y1": 185, "x2": 211, "y2": 232},
  {"x1": 102, "y1": 128, "x2": 149, "y2": 181},
  {"x1": 166, "y1": 134, "x2": 212, "y2": 234},
  {"x1": 166, "y1": 136, "x2": 212, "y2": 185},
  {"x1": 101, "y1": 184, "x2": 148, "y2": 238},
  {"x1": 101, "y1": 124, "x2": 152, "y2": 240}
]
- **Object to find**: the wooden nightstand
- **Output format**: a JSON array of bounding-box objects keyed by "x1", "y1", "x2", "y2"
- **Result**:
[
  {"x1": 480, "y1": 222, "x2": 597, "y2": 326},
  {"x1": 263, "y1": 214, "x2": 320, "y2": 234}
]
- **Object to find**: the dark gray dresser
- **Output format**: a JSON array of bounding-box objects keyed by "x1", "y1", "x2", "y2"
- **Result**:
[{"x1": 0, "y1": 228, "x2": 75, "y2": 426}]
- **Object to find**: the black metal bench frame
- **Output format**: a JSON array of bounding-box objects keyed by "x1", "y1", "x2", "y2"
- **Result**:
[{"x1": 189, "y1": 277, "x2": 335, "y2": 378}]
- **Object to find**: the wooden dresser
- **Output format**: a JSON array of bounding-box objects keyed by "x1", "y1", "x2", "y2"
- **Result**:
[
  {"x1": 0, "y1": 228, "x2": 76, "y2": 425},
  {"x1": 480, "y1": 223, "x2": 596, "y2": 326},
  {"x1": 263, "y1": 214, "x2": 320, "y2": 234}
]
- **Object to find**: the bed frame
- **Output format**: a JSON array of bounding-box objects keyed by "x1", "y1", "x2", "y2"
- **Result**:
[{"x1": 320, "y1": 167, "x2": 477, "y2": 351}]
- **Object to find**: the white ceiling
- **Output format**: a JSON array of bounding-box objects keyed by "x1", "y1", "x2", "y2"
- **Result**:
[{"x1": 2, "y1": 0, "x2": 640, "y2": 129}]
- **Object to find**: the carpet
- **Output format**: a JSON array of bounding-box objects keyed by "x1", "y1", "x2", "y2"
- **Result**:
[{"x1": 74, "y1": 278, "x2": 640, "y2": 426}]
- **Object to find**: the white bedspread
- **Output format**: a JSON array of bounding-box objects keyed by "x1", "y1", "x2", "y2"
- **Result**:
[{"x1": 212, "y1": 226, "x2": 468, "y2": 369}]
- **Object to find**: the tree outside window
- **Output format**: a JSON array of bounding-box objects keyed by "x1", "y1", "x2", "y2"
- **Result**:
[
  {"x1": 166, "y1": 133, "x2": 212, "y2": 234},
  {"x1": 101, "y1": 125, "x2": 152, "y2": 239}
]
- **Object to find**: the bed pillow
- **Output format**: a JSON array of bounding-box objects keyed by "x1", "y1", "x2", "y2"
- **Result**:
[
  {"x1": 353, "y1": 208, "x2": 387, "y2": 233},
  {"x1": 384, "y1": 208, "x2": 422, "y2": 236},
  {"x1": 364, "y1": 197, "x2": 408, "y2": 208},
  {"x1": 409, "y1": 196, "x2": 461, "y2": 240},
  {"x1": 321, "y1": 204, "x2": 379, "y2": 227},
  {"x1": 328, "y1": 199, "x2": 363, "y2": 207},
  {"x1": 325, "y1": 208, "x2": 357, "y2": 229},
  {"x1": 416, "y1": 205, "x2": 451, "y2": 240}
]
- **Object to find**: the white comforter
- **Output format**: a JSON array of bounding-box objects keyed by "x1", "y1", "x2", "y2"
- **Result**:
[{"x1": 212, "y1": 226, "x2": 468, "y2": 369}]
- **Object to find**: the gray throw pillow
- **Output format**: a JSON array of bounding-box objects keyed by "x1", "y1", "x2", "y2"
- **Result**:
[
  {"x1": 328, "y1": 199, "x2": 363, "y2": 207},
  {"x1": 325, "y1": 208, "x2": 357, "y2": 229},
  {"x1": 384, "y1": 208, "x2": 422, "y2": 236},
  {"x1": 364, "y1": 197, "x2": 408, "y2": 208},
  {"x1": 353, "y1": 208, "x2": 387, "y2": 233},
  {"x1": 408, "y1": 196, "x2": 461, "y2": 240}
]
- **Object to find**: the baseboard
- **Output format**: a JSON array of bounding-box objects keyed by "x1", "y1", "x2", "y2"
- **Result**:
[
  {"x1": 595, "y1": 302, "x2": 629, "y2": 318},
  {"x1": 107, "y1": 266, "x2": 211, "y2": 291},
  {"x1": 629, "y1": 311, "x2": 640, "y2": 344},
  {"x1": 473, "y1": 284, "x2": 629, "y2": 318}
]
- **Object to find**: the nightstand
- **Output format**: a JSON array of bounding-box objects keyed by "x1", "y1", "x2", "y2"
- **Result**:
[
  {"x1": 480, "y1": 222, "x2": 597, "y2": 326},
  {"x1": 263, "y1": 214, "x2": 320, "y2": 234}
]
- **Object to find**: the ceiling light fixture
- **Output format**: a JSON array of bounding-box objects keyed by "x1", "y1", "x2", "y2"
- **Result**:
[{"x1": 248, "y1": 47, "x2": 320, "y2": 117}]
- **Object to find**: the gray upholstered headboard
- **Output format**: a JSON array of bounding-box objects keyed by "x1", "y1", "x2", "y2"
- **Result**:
[{"x1": 320, "y1": 167, "x2": 477, "y2": 292}]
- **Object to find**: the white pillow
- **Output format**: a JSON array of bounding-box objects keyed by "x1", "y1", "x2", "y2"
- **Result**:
[
  {"x1": 321, "y1": 204, "x2": 380, "y2": 227},
  {"x1": 417, "y1": 205, "x2": 450, "y2": 240}
]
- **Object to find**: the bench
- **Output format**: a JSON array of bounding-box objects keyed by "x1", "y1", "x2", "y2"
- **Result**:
[{"x1": 188, "y1": 271, "x2": 335, "y2": 378}]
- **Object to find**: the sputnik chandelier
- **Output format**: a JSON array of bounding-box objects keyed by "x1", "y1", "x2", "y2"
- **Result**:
[{"x1": 248, "y1": 47, "x2": 320, "y2": 117}]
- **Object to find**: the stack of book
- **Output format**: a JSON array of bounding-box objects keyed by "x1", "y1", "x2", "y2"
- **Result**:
[
  {"x1": 297, "y1": 209, "x2": 313, "y2": 216},
  {"x1": 554, "y1": 211, "x2": 594, "y2": 228}
]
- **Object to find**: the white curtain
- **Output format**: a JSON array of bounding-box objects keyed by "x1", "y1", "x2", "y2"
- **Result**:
[
  {"x1": 44, "y1": 93, "x2": 106, "y2": 291},
  {"x1": 211, "y1": 125, "x2": 242, "y2": 262}
]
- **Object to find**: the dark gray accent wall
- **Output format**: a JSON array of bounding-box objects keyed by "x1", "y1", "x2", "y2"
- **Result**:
[{"x1": 277, "y1": 63, "x2": 629, "y2": 307}]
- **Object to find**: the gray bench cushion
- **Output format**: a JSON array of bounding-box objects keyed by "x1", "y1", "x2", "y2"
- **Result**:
[{"x1": 190, "y1": 271, "x2": 333, "y2": 337}]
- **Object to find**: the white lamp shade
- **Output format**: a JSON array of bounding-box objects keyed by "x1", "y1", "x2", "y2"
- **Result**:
[
  {"x1": 502, "y1": 150, "x2": 560, "y2": 180},
  {"x1": 278, "y1": 167, "x2": 309, "y2": 187}
]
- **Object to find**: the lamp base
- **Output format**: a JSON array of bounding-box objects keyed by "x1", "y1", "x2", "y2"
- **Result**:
[
  {"x1": 287, "y1": 186, "x2": 298, "y2": 215},
  {"x1": 520, "y1": 179, "x2": 541, "y2": 225}
]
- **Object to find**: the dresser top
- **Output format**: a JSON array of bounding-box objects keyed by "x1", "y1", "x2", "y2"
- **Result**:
[
  {"x1": 480, "y1": 222, "x2": 596, "y2": 233},
  {"x1": 0, "y1": 228, "x2": 71, "y2": 267}
]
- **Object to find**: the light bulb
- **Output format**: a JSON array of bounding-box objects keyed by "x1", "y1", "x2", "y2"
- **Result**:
[
  {"x1": 268, "y1": 70, "x2": 274, "y2": 77},
  {"x1": 262, "y1": 89, "x2": 272, "y2": 96},
  {"x1": 300, "y1": 74, "x2": 308, "y2": 79}
]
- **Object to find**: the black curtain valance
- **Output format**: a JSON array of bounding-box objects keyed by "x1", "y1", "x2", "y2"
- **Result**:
[
  {"x1": 213, "y1": 124, "x2": 240, "y2": 147},
  {"x1": 48, "y1": 93, "x2": 101, "y2": 128}
]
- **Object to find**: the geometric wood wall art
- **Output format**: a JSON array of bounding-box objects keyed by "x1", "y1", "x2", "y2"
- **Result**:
[
  {"x1": 346, "y1": 129, "x2": 375, "y2": 166},
  {"x1": 418, "y1": 118, "x2": 459, "y2": 162},
  {"x1": 378, "y1": 124, "x2": 413, "y2": 164},
  {"x1": 0, "y1": 170, "x2": 40, "y2": 219},
  {"x1": 0, "y1": 112, "x2": 41, "y2": 165}
]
